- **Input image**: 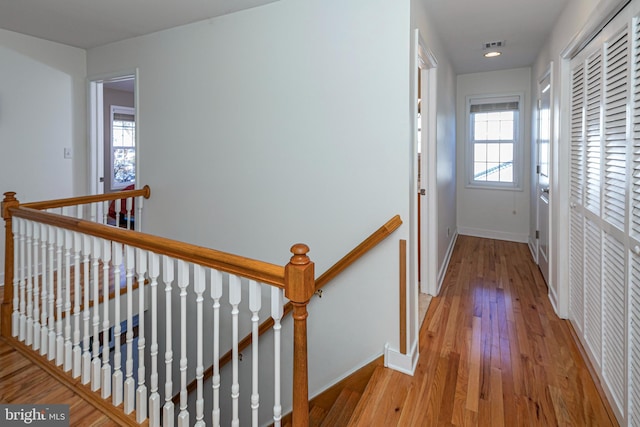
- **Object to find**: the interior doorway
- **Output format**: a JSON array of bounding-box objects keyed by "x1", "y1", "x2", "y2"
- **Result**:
[
  {"x1": 536, "y1": 69, "x2": 551, "y2": 286},
  {"x1": 88, "y1": 72, "x2": 138, "y2": 197},
  {"x1": 415, "y1": 31, "x2": 438, "y2": 298}
]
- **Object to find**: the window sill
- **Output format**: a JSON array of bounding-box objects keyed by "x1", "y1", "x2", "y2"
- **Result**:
[{"x1": 465, "y1": 183, "x2": 523, "y2": 192}]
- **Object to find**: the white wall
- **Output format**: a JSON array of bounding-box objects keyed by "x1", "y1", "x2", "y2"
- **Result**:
[
  {"x1": 87, "y1": 0, "x2": 413, "y2": 414},
  {"x1": 456, "y1": 67, "x2": 532, "y2": 243},
  {"x1": 0, "y1": 29, "x2": 86, "y2": 286}
]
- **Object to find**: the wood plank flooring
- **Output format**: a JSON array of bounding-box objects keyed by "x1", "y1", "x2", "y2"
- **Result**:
[
  {"x1": 0, "y1": 236, "x2": 620, "y2": 426},
  {"x1": 350, "y1": 235, "x2": 618, "y2": 426},
  {"x1": 0, "y1": 287, "x2": 119, "y2": 426},
  {"x1": 0, "y1": 338, "x2": 118, "y2": 426}
]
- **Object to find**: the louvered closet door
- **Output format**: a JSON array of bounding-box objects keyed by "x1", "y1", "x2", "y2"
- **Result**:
[
  {"x1": 568, "y1": 5, "x2": 639, "y2": 423},
  {"x1": 630, "y1": 253, "x2": 640, "y2": 426},
  {"x1": 629, "y1": 12, "x2": 640, "y2": 426},
  {"x1": 569, "y1": 64, "x2": 585, "y2": 333},
  {"x1": 602, "y1": 27, "x2": 629, "y2": 414}
]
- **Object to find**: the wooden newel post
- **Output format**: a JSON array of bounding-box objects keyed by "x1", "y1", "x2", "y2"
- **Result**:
[
  {"x1": 285, "y1": 243, "x2": 315, "y2": 427},
  {"x1": 2, "y1": 192, "x2": 19, "y2": 338}
]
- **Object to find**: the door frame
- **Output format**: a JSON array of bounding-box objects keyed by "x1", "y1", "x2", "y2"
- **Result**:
[
  {"x1": 87, "y1": 69, "x2": 139, "y2": 196},
  {"x1": 536, "y1": 65, "x2": 552, "y2": 288},
  {"x1": 415, "y1": 31, "x2": 438, "y2": 297}
]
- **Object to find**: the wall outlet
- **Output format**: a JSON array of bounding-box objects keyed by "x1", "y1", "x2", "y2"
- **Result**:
[{"x1": 64, "y1": 147, "x2": 72, "y2": 159}]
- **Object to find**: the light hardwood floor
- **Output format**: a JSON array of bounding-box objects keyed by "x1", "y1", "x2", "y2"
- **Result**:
[
  {"x1": 0, "y1": 287, "x2": 118, "y2": 426},
  {"x1": 350, "y1": 235, "x2": 618, "y2": 426},
  {"x1": 0, "y1": 236, "x2": 619, "y2": 426}
]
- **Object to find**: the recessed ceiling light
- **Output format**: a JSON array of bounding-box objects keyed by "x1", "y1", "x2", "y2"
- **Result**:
[{"x1": 484, "y1": 51, "x2": 502, "y2": 58}]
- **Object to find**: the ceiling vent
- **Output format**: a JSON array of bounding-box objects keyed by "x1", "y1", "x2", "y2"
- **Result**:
[{"x1": 483, "y1": 40, "x2": 505, "y2": 50}]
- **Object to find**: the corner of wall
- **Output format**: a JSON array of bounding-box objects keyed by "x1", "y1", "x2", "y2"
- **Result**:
[{"x1": 384, "y1": 341, "x2": 419, "y2": 376}]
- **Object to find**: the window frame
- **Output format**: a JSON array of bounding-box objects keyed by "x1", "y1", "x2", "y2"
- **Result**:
[
  {"x1": 110, "y1": 105, "x2": 136, "y2": 191},
  {"x1": 465, "y1": 94, "x2": 523, "y2": 191}
]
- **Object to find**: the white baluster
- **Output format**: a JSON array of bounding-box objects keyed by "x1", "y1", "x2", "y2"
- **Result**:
[
  {"x1": 90, "y1": 202, "x2": 97, "y2": 223},
  {"x1": 194, "y1": 265, "x2": 205, "y2": 427},
  {"x1": 72, "y1": 232, "x2": 82, "y2": 378},
  {"x1": 91, "y1": 236, "x2": 102, "y2": 390},
  {"x1": 47, "y1": 225, "x2": 56, "y2": 361},
  {"x1": 126, "y1": 197, "x2": 133, "y2": 230},
  {"x1": 112, "y1": 243, "x2": 124, "y2": 406},
  {"x1": 115, "y1": 199, "x2": 122, "y2": 228},
  {"x1": 136, "y1": 248, "x2": 148, "y2": 423},
  {"x1": 230, "y1": 274, "x2": 241, "y2": 427},
  {"x1": 18, "y1": 218, "x2": 26, "y2": 341},
  {"x1": 63, "y1": 229, "x2": 73, "y2": 371},
  {"x1": 250, "y1": 281, "x2": 262, "y2": 427},
  {"x1": 177, "y1": 260, "x2": 189, "y2": 427},
  {"x1": 81, "y1": 234, "x2": 92, "y2": 383},
  {"x1": 25, "y1": 220, "x2": 33, "y2": 346},
  {"x1": 39, "y1": 224, "x2": 48, "y2": 355},
  {"x1": 124, "y1": 245, "x2": 136, "y2": 414},
  {"x1": 211, "y1": 269, "x2": 223, "y2": 427},
  {"x1": 32, "y1": 222, "x2": 40, "y2": 351},
  {"x1": 271, "y1": 287, "x2": 284, "y2": 427},
  {"x1": 55, "y1": 227, "x2": 64, "y2": 365},
  {"x1": 162, "y1": 256, "x2": 175, "y2": 427},
  {"x1": 11, "y1": 219, "x2": 19, "y2": 338},
  {"x1": 103, "y1": 201, "x2": 109, "y2": 225},
  {"x1": 101, "y1": 239, "x2": 112, "y2": 398},
  {"x1": 136, "y1": 194, "x2": 143, "y2": 231},
  {"x1": 148, "y1": 253, "x2": 161, "y2": 427}
]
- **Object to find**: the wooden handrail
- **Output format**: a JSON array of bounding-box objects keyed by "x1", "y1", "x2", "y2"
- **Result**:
[
  {"x1": 315, "y1": 214, "x2": 402, "y2": 290},
  {"x1": 9, "y1": 207, "x2": 285, "y2": 288},
  {"x1": 176, "y1": 214, "x2": 403, "y2": 403},
  {"x1": 3, "y1": 189, "x2": 317, "y2": 425},
  {"x1": 21, "y1": 185, "x2": 151, "y2": 210}
]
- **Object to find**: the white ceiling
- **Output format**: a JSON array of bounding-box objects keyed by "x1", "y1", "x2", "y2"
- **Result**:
[
  {"x1": 0, "y1": 0, "x2": 571, "y2": 75},
  {"x1": 422, "y1": 0, "x2": 572, "y2": 74},
  {"x1": 0, "y1": 0, "x2": 279, "y2": 50}
]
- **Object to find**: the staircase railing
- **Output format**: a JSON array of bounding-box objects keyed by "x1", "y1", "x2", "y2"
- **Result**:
[
  {"x1": 1, "y1": 188, "x2": 315, "y2": 427},
  {"x1": 179, "y1": 215, "x2": 404, "y2": 408}
]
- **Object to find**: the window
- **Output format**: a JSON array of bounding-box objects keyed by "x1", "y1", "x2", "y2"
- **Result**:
[
  {"x1": 467, "y1": 95, "x2": 521, "y2": 189},
  {"x1": 111, "y1": 106, "x2": 135, "y2": 189}
]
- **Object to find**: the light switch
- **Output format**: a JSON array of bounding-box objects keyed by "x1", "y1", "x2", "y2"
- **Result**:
[{"x1": 64, "y1": 147, "x2": 73, "y2": 159}]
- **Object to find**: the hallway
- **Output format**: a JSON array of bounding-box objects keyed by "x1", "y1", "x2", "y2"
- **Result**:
[{"x1": 350, "y1": 235, "x2": 617, "y2": 426}]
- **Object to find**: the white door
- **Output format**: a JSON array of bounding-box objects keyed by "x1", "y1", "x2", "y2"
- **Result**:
[{"x1": 537, "y1": 72, "x2": 551, "y2": 285}]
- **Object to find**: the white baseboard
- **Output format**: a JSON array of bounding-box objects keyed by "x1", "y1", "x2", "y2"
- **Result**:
[
  {"x1": 384, "y1": 340, "x2": 418, "y2": 376},
  {"x1": 528, "y1": 237, "x2": 538, "y2": 264},
  {"x1": 457, "y1": 227, "x2": 529, "y2": 244},
  {"x1": 569, "y1": 318, "x2": 623, "y2": 424},
  {"x1": 435, "y1": 231, "x2": 458, "y2": 295},
  {"x1": 548, "y1": 285, "x2": 559, "y2": 314}
]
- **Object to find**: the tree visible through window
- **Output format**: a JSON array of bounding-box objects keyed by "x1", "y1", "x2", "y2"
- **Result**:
[
  {"x1": 468, "y1": 96, "x2": 520, "y2": 188},
  {"x1": 111, "y1": 106, "x2": 135, "y2": 189}
]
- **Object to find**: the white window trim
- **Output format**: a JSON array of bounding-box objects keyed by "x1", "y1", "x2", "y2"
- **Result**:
[
  {"x1": 465, "y1": 93, "x2": 524, "y2": 191},
  {"x1": 110, "y1": 105, "x2": 136, "y2": 190}
]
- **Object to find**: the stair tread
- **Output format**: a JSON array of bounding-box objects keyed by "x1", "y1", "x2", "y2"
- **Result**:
[
  {"x1": 320, "y1": 388, "x2": 362, "y2": 427},
  {"x1": 346, "y1": 366, "x2": 392, "y2": 424},
  {"x1": 309, "y1": 405, "x2": 329, "y2": 427}
]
